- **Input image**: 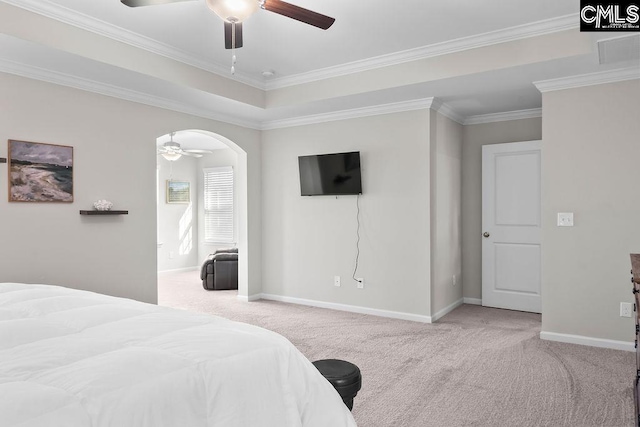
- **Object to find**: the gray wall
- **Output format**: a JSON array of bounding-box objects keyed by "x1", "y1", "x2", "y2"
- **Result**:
[
  {"x1": 461, "y1": 118, "x2": 542, "y2": 301},
  {"x1": 0, "y1": 73, "x2": 262, "y2": 302},
  {"x1": 6, "y1": 68, "x2": 637, "y2": 345},
  {"x1": 261, "y1": 111, "x2": 433, "y2": 316},
  {"x1": 431, "y1": 111, "x2": 463, "y2": 315},
  {"x1": 157, "y1": 155, "x2": 199, "y2": 272},
  {"x1": 541, "y1": 79, "x2": 640, "y2": 342}
]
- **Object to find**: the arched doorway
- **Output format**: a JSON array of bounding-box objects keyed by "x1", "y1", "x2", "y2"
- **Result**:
[{"x1": 155, "y1": 129, "x2": 250, "y2": 298}]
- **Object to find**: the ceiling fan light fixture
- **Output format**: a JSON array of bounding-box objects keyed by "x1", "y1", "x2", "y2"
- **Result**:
[
  {"x1": 161, "y1": 152, "x2": 182, "y2": 161},
  {"x1": 206, "y1": 0, "x2": 259, "y2": 23},
  {"x1": 164, "y1": 141, "x2": 180, "y2": 150}
]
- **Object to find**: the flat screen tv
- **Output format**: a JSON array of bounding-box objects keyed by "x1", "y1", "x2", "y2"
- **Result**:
[{"x1": 298, "y1": 151, "x2": 362, "y2": 196}]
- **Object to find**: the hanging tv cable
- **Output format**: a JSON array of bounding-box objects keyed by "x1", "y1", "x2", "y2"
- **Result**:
[{"x1": 352, "y1": 194, "x2": 360, "y2": 282}]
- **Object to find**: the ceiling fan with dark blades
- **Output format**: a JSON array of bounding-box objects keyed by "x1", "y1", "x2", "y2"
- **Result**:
[{"x1": 121, "y1": 0, "x2": 335, "y2": 50}]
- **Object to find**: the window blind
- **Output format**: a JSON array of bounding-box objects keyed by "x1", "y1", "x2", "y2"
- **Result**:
[{"x1": 203, "y1": 166, "x2": 234, "y2": 243}]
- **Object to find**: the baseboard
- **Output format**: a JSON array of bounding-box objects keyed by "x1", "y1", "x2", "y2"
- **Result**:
[
  {"x1": 540, "y1": 331, "x2": 634, "y2": 352},
  {"x1": 463, "y1": 297, "x2": 482, "y2": 305},
  {"x1": 432, "y1": 298, "x2": 463, "y2": 322},
  {"x1": 158, "y1": 266, "x2": 199, "y2": 274},
  {"x1": 257, "y1": 293, "x2": 432, "y2": 323},
  {"x1": 236, "y1": 294, "x2": 262, "y2": 302}
]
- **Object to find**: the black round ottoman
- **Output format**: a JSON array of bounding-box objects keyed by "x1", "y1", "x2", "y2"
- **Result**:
[{"x1": 312, "y1": 359, "x2": 362, "y2": 411}]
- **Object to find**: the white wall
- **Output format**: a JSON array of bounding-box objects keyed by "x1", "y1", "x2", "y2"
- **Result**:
[
  {"x1": 261, "y1": 111, "x2": 433, "y2": 316},
  {"x1": 541, "y1": 79, "x2": 640, "y2": 342},
  {"x1": 0, "y1": 72, "x2": 262, "y2": 302},
  {"x1": 197, "y1": 148, "x2": 238, "y2": 262},
  {"x1": 430, "y1": 111, "x2": 463, "y2": 315},
  {"x1": 461, "y1": 118, "x2": 542, "y2": 301},
  {"x1": 157, "y1": 155, "x2": 199, "y2": 272}
]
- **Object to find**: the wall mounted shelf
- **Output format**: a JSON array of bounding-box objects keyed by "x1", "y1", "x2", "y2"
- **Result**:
[{"x1": 79, "y1": 210, "x2": 128, "y2": 215}]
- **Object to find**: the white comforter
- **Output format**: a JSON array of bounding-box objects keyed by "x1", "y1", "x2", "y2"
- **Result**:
[{"x1": 0, "y1": 283, "x2": 357, "y2": 427}]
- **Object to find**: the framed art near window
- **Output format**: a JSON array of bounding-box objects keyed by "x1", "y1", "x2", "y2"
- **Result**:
[
  {"x1": 8, "y1": 139, "x2": 74, "y2": 203},
  {"x1": 166, "y1": 180, "x2": 190, "y2": 204}
]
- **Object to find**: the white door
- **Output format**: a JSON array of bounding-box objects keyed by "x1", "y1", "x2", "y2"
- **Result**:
[{"x1": 482, "y1": 140, "x2": 541, "y2": 313}]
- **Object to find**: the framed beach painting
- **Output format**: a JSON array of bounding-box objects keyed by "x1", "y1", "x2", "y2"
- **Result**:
[
  {"x1": 8, "y1": 140, "x2": 74, "y2": 203},
  {"x1": 166, "y1": 180, "x2": 190, "y2": 204}
]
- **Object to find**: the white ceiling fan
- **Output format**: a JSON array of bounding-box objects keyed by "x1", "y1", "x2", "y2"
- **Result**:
[{"x1": 158, "y1": 132, "x2": 213, "y2": 161}]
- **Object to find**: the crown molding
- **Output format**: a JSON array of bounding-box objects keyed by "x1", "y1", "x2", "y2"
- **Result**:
[
  {"x1": 0, "y1": 59, "x2": 261, "y2": 130},
  {"x1": 430, "y1": 99, "x2": 465, "y2": 125},
  {"x1": 1, "y1": 57, "x2": 553, "y2": 131},
  {"x1": 464, "y1": 108, "x2": 542, "y2": 125},
  {"x1": 265, "y1": 14, "x2": 579, "y2": 90},
  {"x1": 1, "y1": 0, "x2": 265, "y2": 89},
  {"x1": 533, "y1": 67, "x2": 640, "y2": 92},
  {"x1": 261, "y1": 98, "x2": 437, "y2": 130},
  {"x1": 437, "y1": 103, "x2": 465, "y2": 125},
  {"x1": 0, "y1": 59, "x2": 442, "y2": 131}
]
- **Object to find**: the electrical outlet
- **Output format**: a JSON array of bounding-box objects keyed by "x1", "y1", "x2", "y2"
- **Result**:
[
  {"x1": 334, "y1": 276, "x2": 341, "y2": 287},
  {"x1": 356, "y1": 278, "x2": 364, "y2": 289},
  {"x1": 452, "y1": 275, "x2": 457, "y2": 286},
  {"x1": 620, "y1": 302, "x2": 633, "y2": 318},
  {"x1": 557, "y1": 212, "x2": 574, "y2": 227}
]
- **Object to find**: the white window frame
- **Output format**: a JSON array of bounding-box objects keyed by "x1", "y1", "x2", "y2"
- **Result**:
[{"x1": 203, "y1": 166, "x2": 235, "y2": 244}]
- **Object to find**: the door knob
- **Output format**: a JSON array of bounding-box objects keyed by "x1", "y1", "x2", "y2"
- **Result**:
[{"x1": 483, "y1": 232, "x2": 490, "y2": 238}]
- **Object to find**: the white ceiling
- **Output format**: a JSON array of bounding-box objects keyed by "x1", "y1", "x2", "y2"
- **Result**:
[
  {"x1": 1, "y1": 0, "x2": 639, "y2": 134},
  {"x1": 40, "y1": 0, "x2": 581, "y2": 80}
]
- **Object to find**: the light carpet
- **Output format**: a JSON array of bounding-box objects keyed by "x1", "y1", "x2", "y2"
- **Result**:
[{"x1": 158, "y1": 269, "x2": 634, "y2": 427}]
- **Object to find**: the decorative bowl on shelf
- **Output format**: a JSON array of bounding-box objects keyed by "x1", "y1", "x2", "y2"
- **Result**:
[{"x1": 93, "y1": 200, "x2": 113, "y2": 211}]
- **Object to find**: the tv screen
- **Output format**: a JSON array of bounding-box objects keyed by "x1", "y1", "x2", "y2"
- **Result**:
[{"x1": 298, "y1": 151, "x2": 362, "y2": 196}]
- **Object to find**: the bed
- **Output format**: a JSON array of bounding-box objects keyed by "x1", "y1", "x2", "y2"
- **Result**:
[{"x1": 0, "y1": 283, "x2": 357, "y2": 427}]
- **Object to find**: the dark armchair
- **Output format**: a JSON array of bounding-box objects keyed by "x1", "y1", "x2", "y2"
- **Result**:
[{"x1": 201, "y1": 248, "x2": 238, "y2": 291}]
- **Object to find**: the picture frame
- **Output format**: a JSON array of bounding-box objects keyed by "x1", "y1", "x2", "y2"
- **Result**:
[
  {"x1": 8, "y1": 139, "x2": 74, "y2": 203},
  {"x1": 166, "y1": 180, "x2": 190, "y2": 204}
]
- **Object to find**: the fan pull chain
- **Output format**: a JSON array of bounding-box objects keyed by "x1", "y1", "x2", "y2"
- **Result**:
[
  {"x1": 231, "y1": 51, "x2": 237, "y2": 75},
  {"x1": 231, "y1": 21, "x2": 237, "y2": 75}
]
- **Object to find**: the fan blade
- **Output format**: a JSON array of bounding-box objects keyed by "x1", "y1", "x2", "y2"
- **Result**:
[
  {"x1": 180, "y1": 151, "x2": 203, "y2": 158},
  {"x1": 261, "y1": 0, "x2": 335, "y2": 30},
  {"x1": 224, "y1": 22, "x2": 243, "y2": 49},
  {"x1": 121, "y1": 0, "x2": 195, "y2": 7},
  {"x1": 184, "y1": 149, "x2": 214, "y2": 154}
]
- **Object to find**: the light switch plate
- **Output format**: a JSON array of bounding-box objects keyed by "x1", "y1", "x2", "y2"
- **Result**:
[
  {"x1": 621, "y1": 302, "x2": 633, "y2": 318},
  {"x1": 557, "y1": 212, "x2": 574, "y2": 227}
]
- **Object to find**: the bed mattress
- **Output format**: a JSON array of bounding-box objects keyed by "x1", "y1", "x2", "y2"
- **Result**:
[{"x1": 0, "y1": 283, "x2": 357, "y2": 427}]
